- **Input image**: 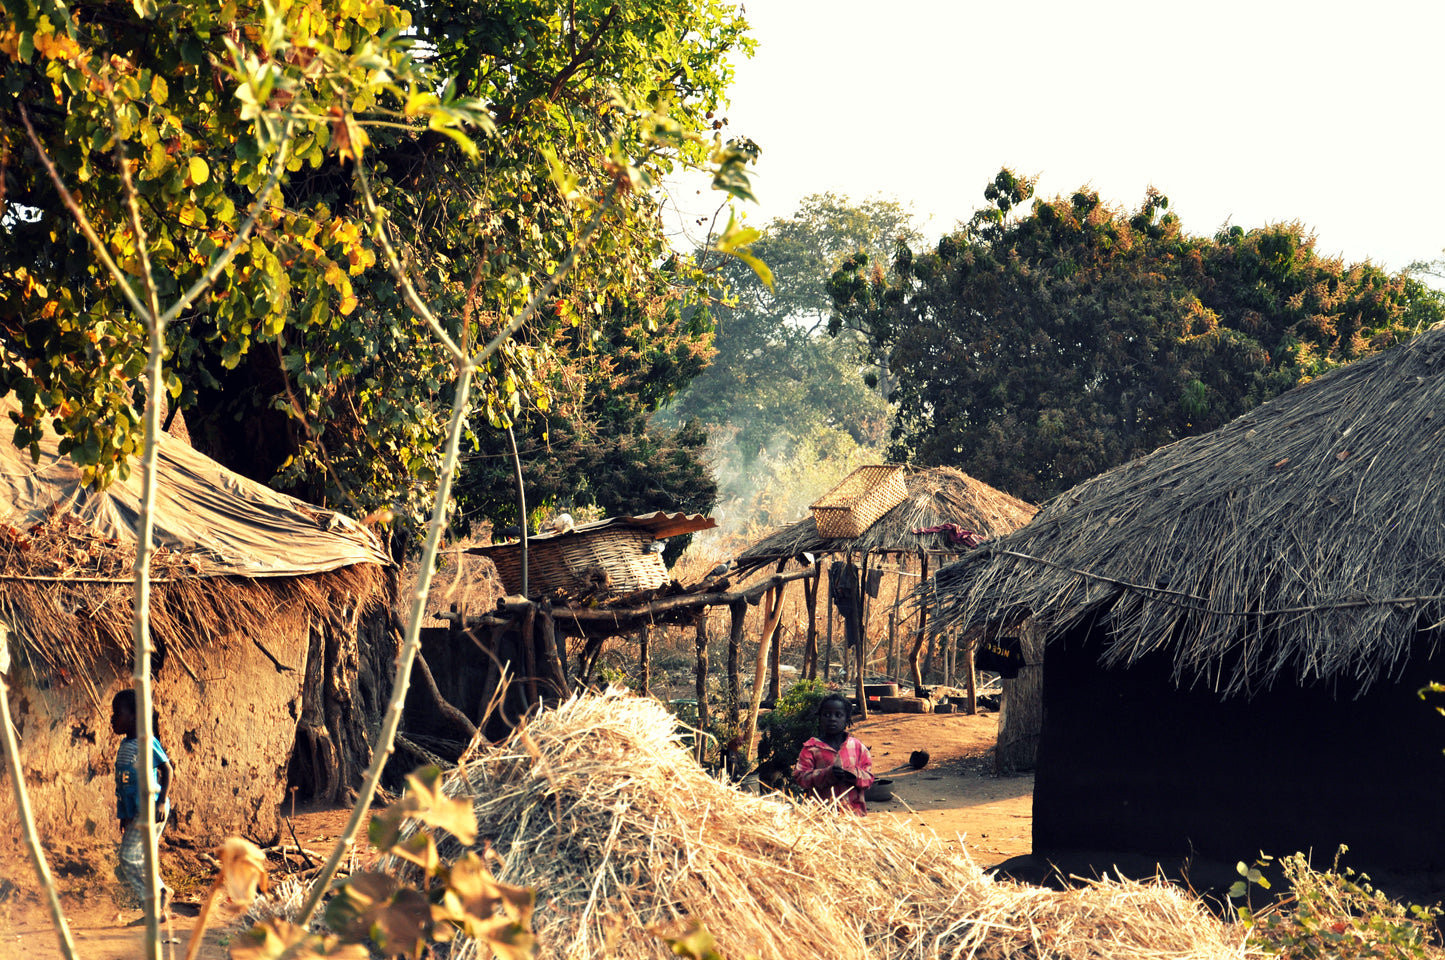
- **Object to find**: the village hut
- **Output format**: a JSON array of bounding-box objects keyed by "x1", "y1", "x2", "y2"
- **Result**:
[
  {"x1": 733, "y1": 465, "x2": 1036, "y2": 725},
  {"x1": 0, "y1": 415, "x2": 396, "y2": 847},
  {"x1": 928, "y1": 325, "x2": 1445, "y2": 898},
  {"x1": 733, "y1": 465, "x2": 1036, "y2": 576}
]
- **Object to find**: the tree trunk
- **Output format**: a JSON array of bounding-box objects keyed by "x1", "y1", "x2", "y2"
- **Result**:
[{"x1": 290, "y1": 593, "x2": 398, "y2": 805}]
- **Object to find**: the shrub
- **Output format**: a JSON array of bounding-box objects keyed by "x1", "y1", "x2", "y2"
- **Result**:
[{"x1": 755, "y1": 678, "x2": 830, "y2": 787}]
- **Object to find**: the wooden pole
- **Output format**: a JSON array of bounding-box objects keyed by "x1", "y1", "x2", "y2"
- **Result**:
[
  {"x1": 963, "y1": 626, "x2": 977, "y2": 715},
  {"x1": 538, "y1": 600, "x2": 570, "y2": 700},
  {"x1": 742, "y1": 586, "x2": 782, "y2": 766},
  {"x1": 766, "y1": 584, "x2": 785, "y2": 701},
  {"x1": 822, "y1": 572, "x2": 834, "y2": 682},
  {"x1": 908, "y1": 550, "x2": 930, "y2": 692},
  {"x1": 694, "y1": 612, "x2": 710, "y2": 763},
  {"x1": 887, "y1": 609, "x2": 896, "y2": 680},
  {"x1": 802, "y1": 569, "x2": 819, "y2": 679},
  {"x1": 727, "y1": 600, "x2": 744, "y2": 726},
  {"x1": 638, "y1": 623, "x2": 651, "y2": 696},
  {"x1": 521, "y1": 603, "x2": 539, "y2": 710},
  {"x1": 889, "y1": 552, "x2": 904, "y2": 678},
  {"x1": 854, "y1": 557, "x2": 868, "y2": 719}
]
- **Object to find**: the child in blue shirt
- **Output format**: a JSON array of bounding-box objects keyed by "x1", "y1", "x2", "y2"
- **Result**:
[{"x1": 110, "y1": 688, "x2": 173, "y2": 920}]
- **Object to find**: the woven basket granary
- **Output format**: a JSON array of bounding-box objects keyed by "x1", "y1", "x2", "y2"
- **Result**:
[
  {"x1": 486, "y1": 527, "x2": 667, "y2": 596},
  {"x1": 809, "y1": 465, "x2": 908, "y2": 539}
]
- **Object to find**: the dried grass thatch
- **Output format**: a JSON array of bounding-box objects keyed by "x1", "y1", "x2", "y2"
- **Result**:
[
  {"x1": 436, "y1": 693, "x2": 1254, "y2": 960},
  {"x1": 929, "y1": 325, "x2": 1445, "y2": 697},
  {"x1": 0, "y1": 509, "x2": 389, "y2": 704},
  {"x1": 733, "y1": 466, "x2": 1036, "y2": 576}
]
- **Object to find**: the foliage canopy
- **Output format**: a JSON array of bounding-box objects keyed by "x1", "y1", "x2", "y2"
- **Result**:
[
  {"x1": 1, "y1": 0, "x2": 757, "y2": 542},
  {"x1": 828, "y1": 169, "x2": 1441, "y2": 502}
]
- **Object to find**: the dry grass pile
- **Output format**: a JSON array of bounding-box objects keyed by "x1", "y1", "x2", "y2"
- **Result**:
[{"x1": 442, "y1": 692, "x2": 1256, "y2": 960}]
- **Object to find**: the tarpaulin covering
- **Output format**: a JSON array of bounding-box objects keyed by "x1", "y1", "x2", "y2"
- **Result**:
[{"x1": 0, "y1": 412, "x2": 391, "y2": 578}]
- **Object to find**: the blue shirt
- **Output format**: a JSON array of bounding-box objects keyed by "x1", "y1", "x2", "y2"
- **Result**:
[{"x1": 114, "y1": 736, "x2": 170, "y2": 821}]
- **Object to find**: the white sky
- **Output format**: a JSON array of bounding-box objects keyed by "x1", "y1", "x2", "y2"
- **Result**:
[{"x1": 666, "y1": 0, "x2": 1445, "y2": 273}]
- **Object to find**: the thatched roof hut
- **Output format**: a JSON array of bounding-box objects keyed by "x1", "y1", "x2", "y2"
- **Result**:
[
  {"x1": 927, "y1": 325, "x2": 1445, "y2": 900},
  {"x1": 733, "y1": 465, "x2": 1036, "y2": 575},
  {"x1": 0, "y1": 416, "x2": 397, "y2": 847}
]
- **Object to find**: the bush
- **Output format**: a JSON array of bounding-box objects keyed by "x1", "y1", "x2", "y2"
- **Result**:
[
  {"x1": 1234, "y1": 849, "x2": 1443, "y2": 959},
  {"x1": 755, "y1": 678, "x2": 830, "y2": 787}
]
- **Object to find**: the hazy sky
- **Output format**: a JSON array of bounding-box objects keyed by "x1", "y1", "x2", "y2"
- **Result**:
[{"x1": 667, "y1": 0, "x2": 1444, "y2": 273}]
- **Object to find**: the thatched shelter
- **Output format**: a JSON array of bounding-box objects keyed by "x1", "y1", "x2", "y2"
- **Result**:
[
  {"x1": 733, "y1": 465, "x2": 1036, "y2": 704},
  {"x1": 0, "y1": 415, "x2": 396, "y2": 846},
  {"x1": 928, "y1": 325, "x2": 1445, "y2": 898},
  {"x1": 733, "y1": 465, "x2": 1036, "y2": 575}
]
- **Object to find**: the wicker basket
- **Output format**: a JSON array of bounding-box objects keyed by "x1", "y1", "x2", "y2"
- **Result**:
[
  {"x1": 809, "y1": 465, "x2": 907, "y2": 539},
  {"x1": 487, "y1": 527, "x2": 668, "y2": 597}
]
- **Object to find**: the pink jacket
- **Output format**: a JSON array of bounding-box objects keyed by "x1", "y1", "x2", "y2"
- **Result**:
[{"x1": 793, "y1": 734, "x2": 875, "y2": 815}]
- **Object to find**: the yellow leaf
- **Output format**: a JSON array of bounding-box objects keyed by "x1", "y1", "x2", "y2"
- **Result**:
[
  {"x1": 187, "y1": 155, "x2": 209, "y2": 185},
  {"x1": 219, "y1": 837, "x2": 269, "y2": 905}
]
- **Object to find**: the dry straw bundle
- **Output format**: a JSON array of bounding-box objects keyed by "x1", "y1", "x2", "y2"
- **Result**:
[{"x1": 440, "y1": 692, "x2": 1256, "y2": 960}]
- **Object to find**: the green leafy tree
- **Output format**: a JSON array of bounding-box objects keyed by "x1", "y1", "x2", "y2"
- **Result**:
[
  {"x1": 829, "y1": 169, "x2": 1434, "y2": 502},
  {"x1": 660, "y1": 193, "x2": 919, "y2": 526},
  {"x1": 1, "y1": 0, "x2": 757, "y2": 546}
]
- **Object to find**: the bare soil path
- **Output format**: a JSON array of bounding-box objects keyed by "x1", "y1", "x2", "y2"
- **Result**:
[{"x1": 852, "y1": 709, "x2": 1033, "y2": 864}]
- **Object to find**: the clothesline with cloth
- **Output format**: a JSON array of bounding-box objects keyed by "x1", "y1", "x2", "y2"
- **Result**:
[{"x1": 910, "y1": 523, "x2": 984, "y2": 548}]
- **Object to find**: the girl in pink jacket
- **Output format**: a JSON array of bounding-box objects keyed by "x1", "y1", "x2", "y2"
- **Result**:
[{"x1": 792, "y1": 693, "x2": 875, "y2": 815}]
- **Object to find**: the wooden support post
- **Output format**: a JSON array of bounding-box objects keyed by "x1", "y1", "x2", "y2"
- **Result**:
[
  {"x1": 476, "y1": 623, "x2": 507, "y2": 731},
  {"x1": 859, "y1": 552, "x2": 872, "y2": 677},
  {"x1": 727, "y1": 600, "x2": 744, "y2": 726},
  {"x1": 743, "y1": 588, "x2": 780, "y2": 767},
  {"x1": 908, "y1": 551, "x2": 930, "y2": 693},
  {"x1": 766, "y1": 582, "x2": 785, "y2": 701},
  {"x1": 638, "y1": 623, "x2": 651, "y2": 697},
  {"x1": 822, "y1": 574, "x2": 835, "y2": 682},
  {"x1": 694, "y1": 613, "x2": 710, "y2": 763},
  {"x1": 887, "y1": 610, "x2": 896, "y2": 680},
  {"x1": 802, "y1": 568, "x2": 819, "y2": 679},
  {"x1": 521, "y1": 603, "x2": 539, "y2": 710},
  {"x1": 854, "y1": 559, "x2": 868, "y2": 719},
  {"x1": 579, "y1": 635, "x2": 605, "y2": 687},
  {"x1": 538, "y1": 600, "x2": 570, "y2": 700},
  {"x1": 963, "y1": 628, "x2": 977, "y2": 715},
  {"x1": 889, "y1": 553, "x2": 904, "y2": 678}
]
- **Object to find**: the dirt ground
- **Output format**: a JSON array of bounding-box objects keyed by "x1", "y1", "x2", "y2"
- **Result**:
[
  {"x1": 852, "y1": 709, "x2": 1033, "y2": 864},
  {"x1": 0, "y1": 710, "x2": 1031, "y2": 958}
]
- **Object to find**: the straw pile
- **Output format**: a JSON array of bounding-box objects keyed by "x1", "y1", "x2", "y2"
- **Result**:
[{"x1": 439, "y1": 692, "x2": 1256, "y2": 960}]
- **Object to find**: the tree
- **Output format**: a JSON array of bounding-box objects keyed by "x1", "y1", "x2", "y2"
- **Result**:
[
  {"x1": 829, "y1": 169, "x2": 1434, "y2": 502},
  {"x1": 1, "y1": 0, "x2": 757, "y2": 546},
  {"x1": 659, "y1": 193, "x2": 919, "y2": 526}
]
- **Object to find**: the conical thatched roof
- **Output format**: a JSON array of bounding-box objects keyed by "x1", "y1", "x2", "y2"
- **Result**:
[
  {"x1": 734, "y1": 466, "x2": 1036, "y2": 575},
  {"x1": 930, "y1": 325, "x2": 1445, "y2": 697}
]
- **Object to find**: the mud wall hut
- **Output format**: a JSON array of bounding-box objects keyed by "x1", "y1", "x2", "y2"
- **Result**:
[
  {"x1": 0, "y1": 419, "x2": 396, "y2": 846},
  {"x1": 930, "y1": 326, "x2": 1445, "y2": 898}
]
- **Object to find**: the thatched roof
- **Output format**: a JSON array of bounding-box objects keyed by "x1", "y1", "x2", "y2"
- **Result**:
[
  {"x1": 0, "y1": 411, "x2": 394, "y2": 699},
  {"x1": 0, "y1": 403, "x2": 391, "y2": 577},
  {"x1": 930, "y1": 325, "x2": 1445, "y2": 697},
  {"x1": 733, "y1": 466, "x2": 1036, "y2": 575}
]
